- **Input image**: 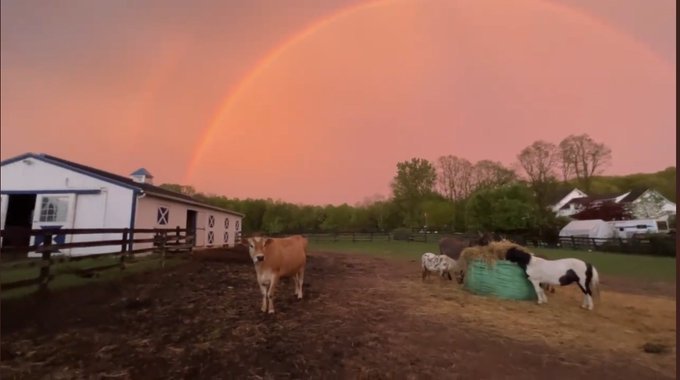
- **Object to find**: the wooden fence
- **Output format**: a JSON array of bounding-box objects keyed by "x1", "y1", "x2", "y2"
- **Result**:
[
  {"x1": 276, "y1": 232, "x2": 466, "y2": 243},
  {"x1": 0, "y1": 227, "x2": 195, "y2": 294},
  {"x1": 557, "y1": 235, "x2": 676, "y2": 256},
  {"x1": 275, "y1": 231, "x2": 675, "y2": 256}
]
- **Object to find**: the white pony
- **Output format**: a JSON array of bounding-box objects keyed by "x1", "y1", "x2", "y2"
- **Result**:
[
  {"x1": 421, "y1": 252, "x2": 458, "y2": 281},
  {"x1": 505, "y1": 247, "x2": 601, "y2": 310}
]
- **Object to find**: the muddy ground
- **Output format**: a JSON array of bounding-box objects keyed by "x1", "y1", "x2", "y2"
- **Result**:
[{"x1": 0, "y1": 249, "x2": 675, "y2": 379}]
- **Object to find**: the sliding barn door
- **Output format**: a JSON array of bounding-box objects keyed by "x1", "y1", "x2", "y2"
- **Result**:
[{"x1": 29, "y1": 193, "x2": 77, "y2": 257}]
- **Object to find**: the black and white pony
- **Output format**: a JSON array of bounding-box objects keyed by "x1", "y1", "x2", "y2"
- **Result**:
[
  {"x1": 421, "y1": 252, "x2": 458, "y2": 281},
  {"x1": 505, "y1": 247, "x2": 601, "y2": 310}
]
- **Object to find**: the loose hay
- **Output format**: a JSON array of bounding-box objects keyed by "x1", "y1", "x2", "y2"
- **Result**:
[{"x1": 455, "y1": 240, "x2": 530, "y2": 277}]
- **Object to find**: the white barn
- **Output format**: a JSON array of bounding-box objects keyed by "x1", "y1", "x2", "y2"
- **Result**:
[{"x1": 0, "y1": 152, "x2": 244, "y2": 257}]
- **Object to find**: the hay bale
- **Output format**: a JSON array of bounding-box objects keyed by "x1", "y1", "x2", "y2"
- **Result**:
[
  {"x1": 455, "y1": 240, "x2": 531, "y2": 277},
  {"x1": 454, "y1": 241, "x2": 538, "y2": 301},
  {"x1": 463, "y1": 259, "x2": 537, "y2": 301}
]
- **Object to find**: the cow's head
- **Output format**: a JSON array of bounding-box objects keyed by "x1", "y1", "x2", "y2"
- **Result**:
[{"x1": 244, "y1": 236, "x2": 273, "y2": 264}]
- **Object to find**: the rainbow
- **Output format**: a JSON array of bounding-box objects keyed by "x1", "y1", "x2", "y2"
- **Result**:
[{"x1": 184, "y1": 0, "x2": 674, "y2": 183}]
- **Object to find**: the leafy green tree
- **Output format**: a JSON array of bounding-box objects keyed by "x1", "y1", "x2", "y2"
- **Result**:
[
  {"x1": 320, "y1": 204, "x2": 354, "y2": 232},
  {"x1": 391, "y1": 158, "x2": 437, "y2": 200},
  {"x1": 465, "y1": 183, "x2": 540, "y2": 233},
  {"x1": 261, "y1": 201, "x2": 294, "y2": 233},
  {"x1": 391, "y1": 158, "x2": 437, "y2": 226},
  {"x1": 420, "y1": 198, "x2": 455, "y2": 230}
]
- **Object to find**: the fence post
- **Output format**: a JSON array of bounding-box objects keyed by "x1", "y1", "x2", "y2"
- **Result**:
[
  {"x1": 160, "y1": 231, "x2": 167, "y2": 268},
  {"x1": 352, "y1": 232, "x2": 356, "y2": 243},
  {"x1": 570, "y1": 236, "x2": 575, "y2": 249},
  {"x1": 176, "y1": 226, "x2": 181, "y2": 244},
  {"x1": 120, "y1": 228, "x2": 128, "y2": 270},
  {"x1": 38, "y1": 233, "x2": 53, "y2": 294}
]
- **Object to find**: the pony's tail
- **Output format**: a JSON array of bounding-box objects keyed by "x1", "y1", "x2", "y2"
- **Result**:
[{"x1": 590, "y1": 266, "x2": 601, "y2": 301}]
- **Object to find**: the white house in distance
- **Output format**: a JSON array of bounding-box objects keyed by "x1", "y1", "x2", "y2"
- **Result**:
[
  {"x1": 550, "y1": 187, "x2": 676, "y2": 222},
  {"x1": 0, "y1": 152, "x2": 244, "y2": 257},
  {"x1": 550, "y1": 188, "x2": 589, "y2": 218}
]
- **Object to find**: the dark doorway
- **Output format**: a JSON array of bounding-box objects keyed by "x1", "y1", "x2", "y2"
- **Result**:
[
  {"x1": 3, "y1": 194, "x2": 36, "y2": 254},
  {"x1": 186, "y1": 210, "x2": 197, "y2": 246}
]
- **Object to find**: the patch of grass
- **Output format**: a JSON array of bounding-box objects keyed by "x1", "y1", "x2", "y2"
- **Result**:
[
  {"x1": 0, "y1": 255, "x2": 183, "y2": 300},
  {"x1": 530, "y1": 248, "x2": 676, "y2": 282},
  {"x1": 309, "y1": 240, "x2": 676, "y2": 282}
]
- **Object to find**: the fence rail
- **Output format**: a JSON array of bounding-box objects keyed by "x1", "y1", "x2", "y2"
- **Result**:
[
  {"x1": 557, "y1": 235, "x2": 675, "y2": 256},
  {"x1": 0, "y1": 227, "x2": 195, "y2": 295},
  {"x1": 275, "y1": 232, "x2": 476, "y2": 243},
  {"x1": 269, "y1": 231, "x2": 675, "y2": 257}
]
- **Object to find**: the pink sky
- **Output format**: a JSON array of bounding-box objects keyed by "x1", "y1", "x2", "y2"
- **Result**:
[{"x1": 1, "y1": 0, "x2": 675, "y2": 205}]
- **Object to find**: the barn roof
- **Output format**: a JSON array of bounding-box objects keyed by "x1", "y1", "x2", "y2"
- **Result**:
[
  {"x1": 618, "y1": 188, "x2": 648, "y2": 203},
  {"x1": 130, "y1": 168, "x2": 153, "y2": 177},
  {"x1": 1, "y1": 152, "x2": 245, "y2": 217},
  {"x1": 548, "y1": 187, "x2": 578, "y2": 205}
]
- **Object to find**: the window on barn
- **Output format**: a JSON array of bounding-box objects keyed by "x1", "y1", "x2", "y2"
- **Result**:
[
  {"x1": 235, "y1": 220, "x2": 240, "y2": 230},
  {"x1": 207, "y1": 231, "x2": 214, "y2": 245},
  {"x1": 224, "y1": 218, "x2": 229, "y2": 229},
  {"x1": 208, "y1": 215, "x2": 215, "y2": 228},
  {"x1": 39, "y1": 196, "x2": 69, "y2": 222},
  {"x1": 224, "y1": 231, "x2": 229, "y2": 243},
  {"x1": 157, "y1": 207, "x2": 169, "y2": 225}
]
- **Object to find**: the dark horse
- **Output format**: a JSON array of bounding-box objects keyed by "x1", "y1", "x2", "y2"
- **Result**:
[{"x1": 437, "y1": 231, "x2": 500, "y2": 261}]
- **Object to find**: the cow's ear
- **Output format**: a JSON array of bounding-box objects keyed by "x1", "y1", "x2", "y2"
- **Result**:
[{"x1": 264, "y1": 238, "x2": 274, "y2": 247}]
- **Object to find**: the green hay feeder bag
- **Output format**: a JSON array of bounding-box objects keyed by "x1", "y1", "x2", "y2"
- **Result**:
[{"x1": 463, "y1": 259, "x2": 537, "y2": 301}]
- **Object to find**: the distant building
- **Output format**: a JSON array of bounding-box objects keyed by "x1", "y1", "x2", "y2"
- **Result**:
[
  {"x1": 1, "y1": 152, "x2": 244, "y2": 257},
  {"x1": 550, "y1": 187, "x2": 676, "y2": 222}
]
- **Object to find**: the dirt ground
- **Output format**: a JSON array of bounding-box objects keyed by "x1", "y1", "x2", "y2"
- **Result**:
[{"x1": 0, "y1": 248, "x2": 676, "y2": 379}]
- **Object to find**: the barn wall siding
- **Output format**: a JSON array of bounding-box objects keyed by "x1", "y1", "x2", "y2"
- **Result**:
[
  {"x1": 2, "y1": 155, "x2": 243, "y2": 256},
  {"x1": 135, "y1": 195, "x2": 242, "y2": 250},
  {"x1": 1, "y1": 158, "x2": 135, "y2": 256}
]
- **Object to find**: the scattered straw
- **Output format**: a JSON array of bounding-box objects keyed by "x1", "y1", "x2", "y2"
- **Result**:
[{"x1": 455, "y1": 240, "x2": 532, "y2": 276}]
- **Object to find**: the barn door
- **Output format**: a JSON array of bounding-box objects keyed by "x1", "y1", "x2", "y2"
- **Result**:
[{"x1": 29, "y1": 193, "x2": 77, "y2": 257}]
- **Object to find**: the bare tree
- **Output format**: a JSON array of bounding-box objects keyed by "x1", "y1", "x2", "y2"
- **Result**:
[
  {"x1": 471, "y1": 160, "x2": 517, "y2": 190},
  {"x1": 558, "y1": 134, "x2": 612, "y2": 191},
  {"x1": 518, "y1": 140, "x2": 559, "y2": 183},
  {"x1": 436, "y1": 155, "x2": 474, "y2": 201},
  {"x1": 517, "y1": 140, "x2": 559, "y2": 210}
]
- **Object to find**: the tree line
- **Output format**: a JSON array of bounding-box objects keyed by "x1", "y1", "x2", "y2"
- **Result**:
[{"x1": 161, "y1": 133, "x2": 675, "y2": 240}]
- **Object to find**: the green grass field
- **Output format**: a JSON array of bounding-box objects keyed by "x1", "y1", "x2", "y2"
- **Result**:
[
  {"x1": 309, "y1": 240, "x2": 676, "y2": 282},
  {"x1": 0, "y1": 255, "x2": 183, "y2": 300}
]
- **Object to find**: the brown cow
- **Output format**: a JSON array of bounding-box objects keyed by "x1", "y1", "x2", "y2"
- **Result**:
[{"x1": 242, "y1": 235, "x2": 308, "y2": 314}]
